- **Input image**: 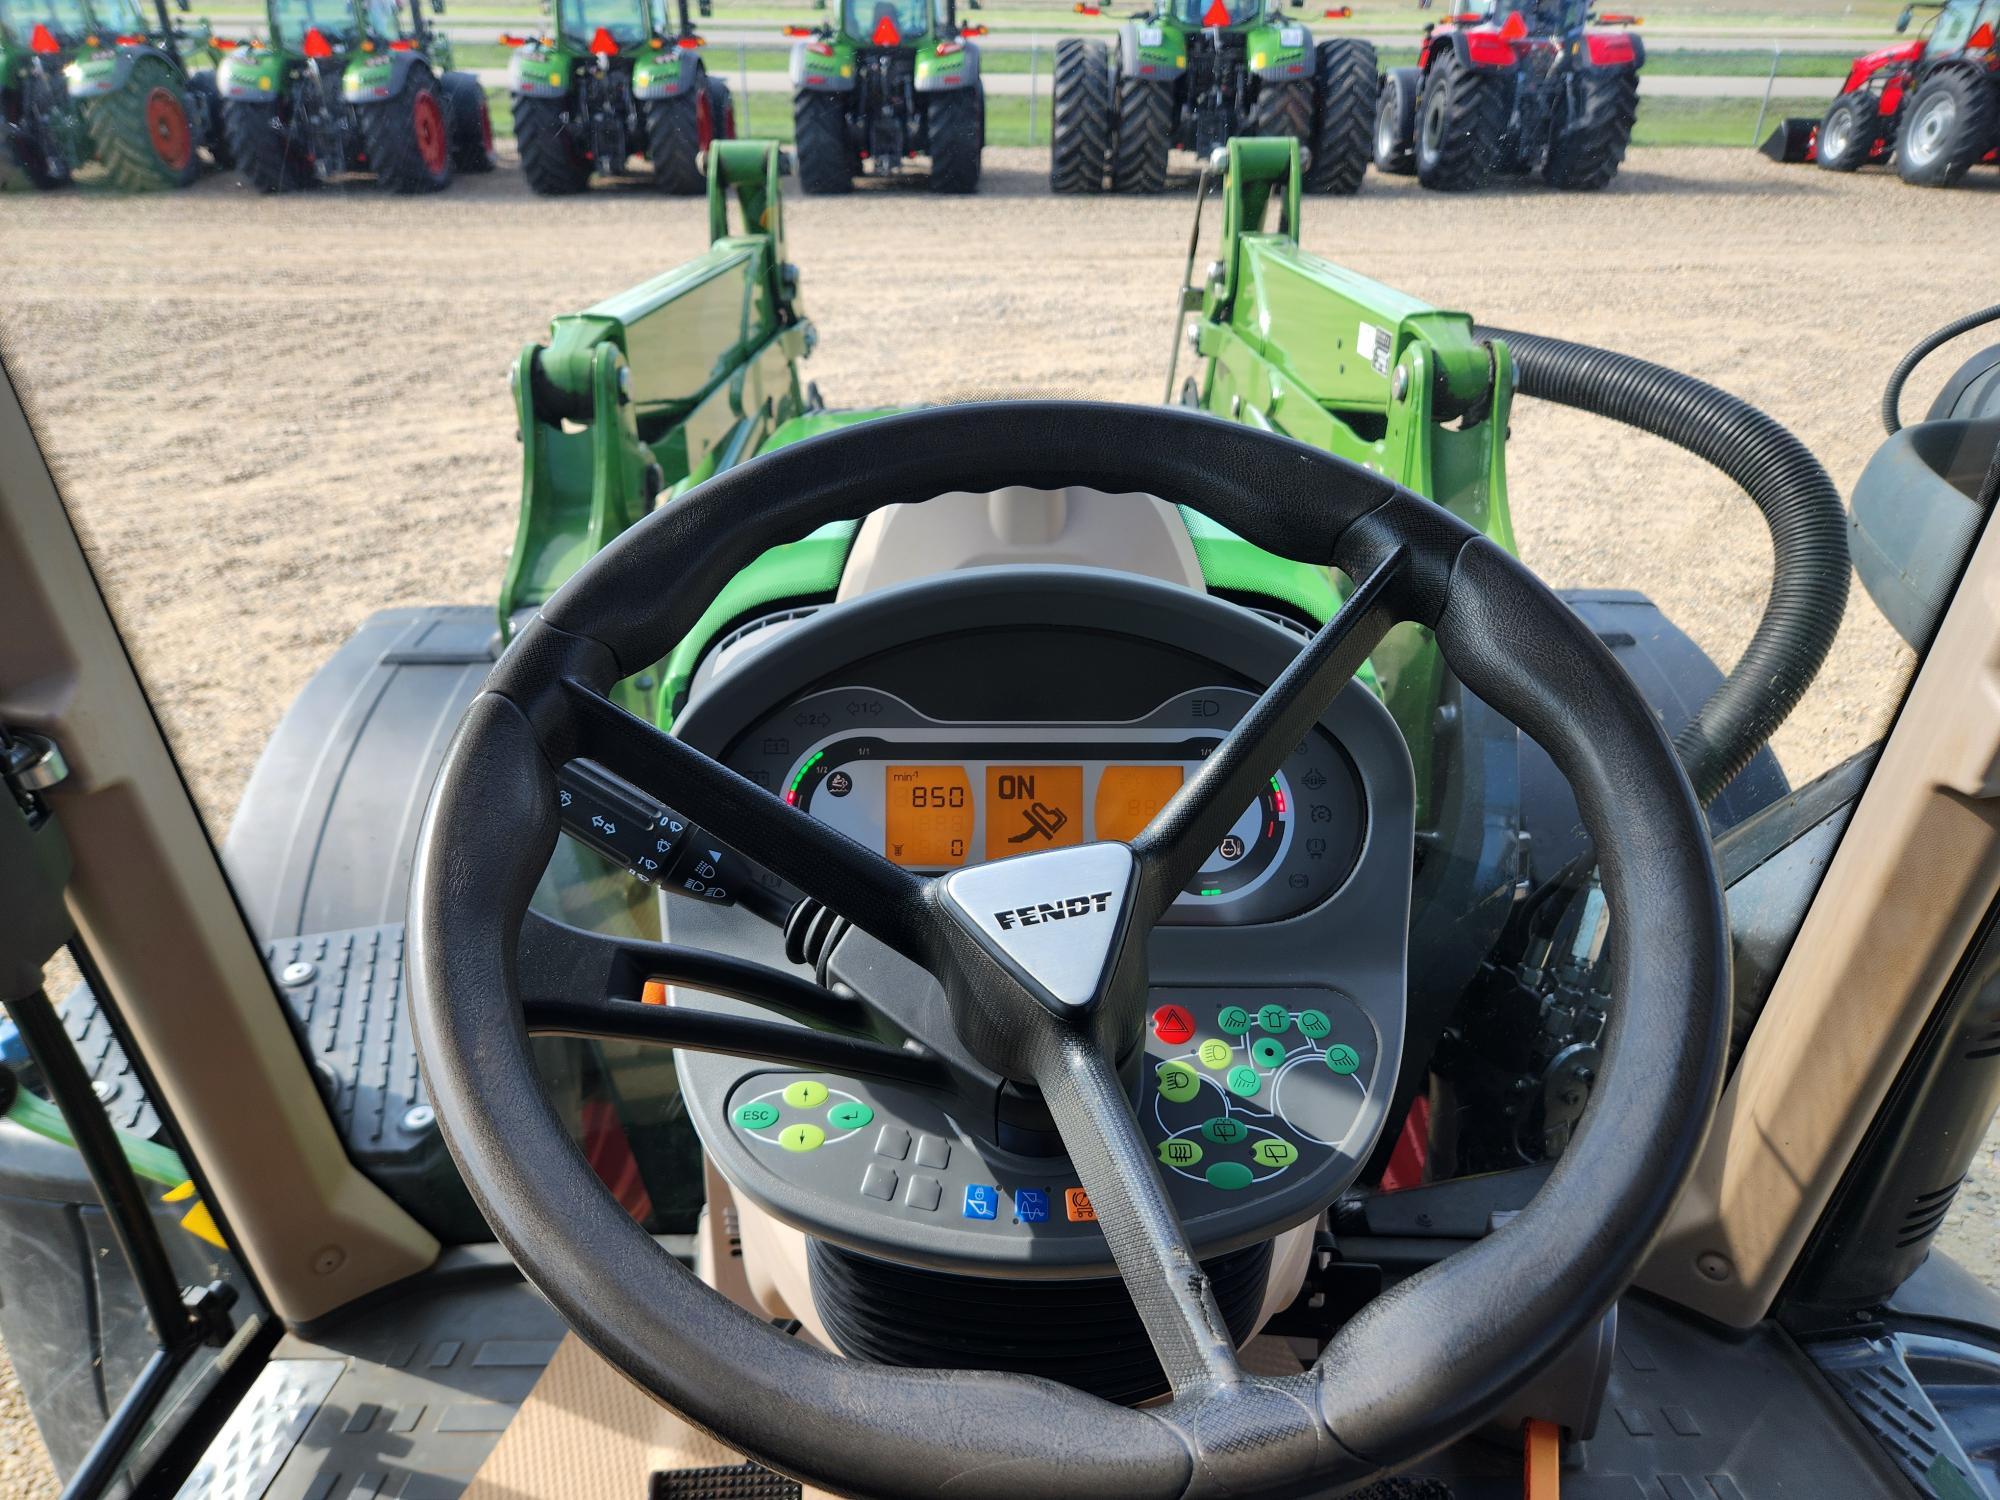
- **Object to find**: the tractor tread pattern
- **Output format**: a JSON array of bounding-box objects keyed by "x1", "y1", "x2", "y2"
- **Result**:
[
  {"x1": 647, "y1": 86, "x2": 705, "y2": 195},
  {"x1": 793, "y1": 89, "x2": 854, "y2": 194},
  {"x1": 87, "y1": 55, "x2": 199, "y2": 191},
  {"x1": 1815, "y1": 90, "x2": 1881, "y2": 172},
  {"x1": 1417, "y1": 53, "x2": 1507, "y2": 192},
  {"x1": 442, "y1": 71, "x2": 496, "y2": 173},
  {"x1": 1249, "y1": 76, "x2": 1313, "y2": 164},
  {"x1": 1542, "y1": 67, "x2": 1638, "y2": 191},
  {"x1": 1896, "y1": 65, "x2": 1997, "y2": 188},
  {"x1": 223, "y1": 98, "x2": 307, "y2": 192},
  {"x1": 1110, "y1": 75, "x2": 1171, "y2": 194},
  {"x1": 360, "y1": 70, "x2": 452, "y2": 193},
  {"x1": 513, "y1": 93, "x2": 592, "y2": 194},
  {"x1": 1050, "y1": 36, "x2": 1110, "y2": 193},
  {"x1": 1305, "y1": 37, "x2": 1376, "y2": 193},
  {"x1": 927, "y1": 85, "x2": 981, "y2": 193},
  {"x1": 1374, "y1": 67, "x2": 1418, "y2": 174}
]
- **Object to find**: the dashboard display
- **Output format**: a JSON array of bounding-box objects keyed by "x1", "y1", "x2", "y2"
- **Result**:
[{"x1": 741, "y1": 685, "x2": 1365, "y2": 925}]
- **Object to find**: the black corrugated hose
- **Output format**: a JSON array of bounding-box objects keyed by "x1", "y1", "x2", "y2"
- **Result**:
[
  {"x1": 1474, "y1": 325, "x2": 1850, "y2": 808},
  {"x1": 1881, "y1": 302, "x2": 2000, "y2": 435}
]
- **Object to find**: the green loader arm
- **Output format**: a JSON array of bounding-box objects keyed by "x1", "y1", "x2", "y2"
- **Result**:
[
  {"x1": 498, "y1": 142, "x2": 817, "y2": 713},
  {"x1": 1186, "y1": 136, "x2": 1518, "y2": 813}
]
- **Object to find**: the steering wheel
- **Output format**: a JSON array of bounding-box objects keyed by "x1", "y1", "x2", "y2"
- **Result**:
[{"x1": 409, "y1": 402, "x2": 1727, "y2": 1499}]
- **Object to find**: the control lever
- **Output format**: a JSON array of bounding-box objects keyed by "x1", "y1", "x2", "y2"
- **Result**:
[{"x1": 557, "y1": 760, "x2": 749, "y2": 910}]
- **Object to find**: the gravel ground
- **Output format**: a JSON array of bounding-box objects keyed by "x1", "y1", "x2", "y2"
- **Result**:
[{"x1": 0, "y1": 145, "x2": 1996, "y2": 1486}]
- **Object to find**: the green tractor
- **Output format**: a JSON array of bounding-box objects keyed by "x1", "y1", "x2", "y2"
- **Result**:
[
  {"x1": 214, "y1": 0, "x2": 493, "y2": 192},
  {"x1": 2, "y1": 0, "x2": 231, "y2": 190},
  {"x1": 505, "y1": 0, "x2": 735, "y2": 196},
  {"x1": 1051, "y1": 0, "x2": 1374, "y2": 193},
  {"x1": 784, "y1": 0, "x2": 986, "y2": 193}
]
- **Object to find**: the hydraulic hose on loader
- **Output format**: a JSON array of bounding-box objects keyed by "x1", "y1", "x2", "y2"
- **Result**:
[{"x1": 1476, "y1": 326, "x2": 1851, "y2": 808}]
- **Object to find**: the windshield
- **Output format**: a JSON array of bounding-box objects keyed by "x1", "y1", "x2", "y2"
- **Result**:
[
  {"x1": 7, "y1": 0, "x2": 2000, "y2": 1490},
  {"x1": 843, "y1": 0, "x2": 926, "y2": 42},
  {"x1": 1926, "y1": 0, "x2": 2000, "y2": 54},
  {"x1": 0, "y1": 0, "x2": 93, "y2": 38}
]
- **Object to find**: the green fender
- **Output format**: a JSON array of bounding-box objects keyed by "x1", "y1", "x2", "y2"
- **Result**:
[
  {"x1": 1242, "y1": 19, "x2": 1312, "y2": 81},
  {"x1": 789, "y1": 34, "x2": 856, "y2": 90},
  {"x1": 1118, "y1": 17, "x2": 1187, "y2": 81},
  {"x1": 216, "y1": 47, "x2": 287, "y2": 100},
  {"x1": 62, "y1": 44, "x2": 181, "y2": 100},
  {"x1": 339, "y1": 49, "x2": 432, "y2": 105},
  {"x1": 633, "y1": 46, "x2": 701, "y2": 99},
  {"x1": 508, "y1": 43, "x2": 577, "y2": 99}
]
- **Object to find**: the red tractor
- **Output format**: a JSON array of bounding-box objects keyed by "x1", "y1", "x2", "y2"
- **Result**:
[
  {"x1": 1761, "y1": 0, "x2": 1999, "y2": 188},
  {"x1": 1370, "y1": 0, "x2": 1644, "y2": 191}
]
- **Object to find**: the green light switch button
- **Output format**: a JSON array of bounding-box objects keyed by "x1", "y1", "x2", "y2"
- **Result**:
[
  {"x1": 1257, "y1": 1004, "x2": 1290, "y2": 1034},
  {"x1": 1251, "y1": 1037, "x2": 1286, "y2": 1069},
  {"x1": 1252, "y1": 1139, "x2": 1299, "y2": 1169},
  {"x1": 1296, "y1": 1009, "x2": 1332, "y2": 1040},
  {"x1": 1225, "y1": 1065, "x2": 1260, "y2": 1098},
  {"x1": 1197, "y1": 1038, "x2": 1233, "y2": 1070},
  {"x1": 1206, "y1": 1162, "x2": 1254, "y2": 1191},
  {"x1": 1201, "y1": 1117, "x2": 1246, "y2": 1145},
  {"x1": 1156, "y1": 1063, "x2": 1201, "y2": 1103},
  {"x1": 1217, "y1": 1006, "x2": 1252, "y2": 1035},
  {"x1": 1325, "y1": 1045, "x2": 1361, "y2": 1076},
  {"x1": 1157, "y1": 1138, "x2": 1204, "y2": 1169},
  {"x1": 733, "y1": 1102, "x2": 781, "y2": 1132}
]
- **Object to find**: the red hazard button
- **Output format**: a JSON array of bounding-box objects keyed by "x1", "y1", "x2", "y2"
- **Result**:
[{"x1": 1152, "y1": 1005, "x2": 1195, "y2": 1045}]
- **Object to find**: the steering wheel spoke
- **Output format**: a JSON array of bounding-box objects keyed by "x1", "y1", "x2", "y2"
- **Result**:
[
  {"x1": 1129, "y1": 548, "x2": 1406, "y2": 920},
  {"x1": 1032, "y1": 1029, "x2": 1243, "y2": 1396},
  {"x1": 561, "y1": 679, "x2": 943, "y2": 966}
]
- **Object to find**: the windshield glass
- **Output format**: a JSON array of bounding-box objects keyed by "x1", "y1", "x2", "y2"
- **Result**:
[
  {"x1": 270, "y1": 0, "x2": 355, "y2": 45},
  {"x1": 0, "y1": 0, "x2": 93, "y2": 38},
  {"x1": 559, "y1": 0, "x2": 651, "y2": 47},
  {"x1": 843, "y1": 0, "x2": 926, "y2": 42},
  {"x1": 1925, "y1": 0, "x2": 1996, "y2": 54}
]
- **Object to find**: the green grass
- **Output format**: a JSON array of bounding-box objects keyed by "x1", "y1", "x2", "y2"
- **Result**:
[{"x1": 482, "y1": 85, "x2": 1784, "y2": 148}]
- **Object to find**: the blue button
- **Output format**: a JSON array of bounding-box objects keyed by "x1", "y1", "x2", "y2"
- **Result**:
[
  {"x1": 1015, "y1": 1188, "x2": 1049, "y2": 1223},
  {"x1": 962, "y1": 1185, "x2": 998, "y2": 1220}
]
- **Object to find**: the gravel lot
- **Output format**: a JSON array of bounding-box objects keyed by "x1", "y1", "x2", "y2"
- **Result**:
[{"x1": 1, "y1": 145, "x2": 1996, "y2": 1488}]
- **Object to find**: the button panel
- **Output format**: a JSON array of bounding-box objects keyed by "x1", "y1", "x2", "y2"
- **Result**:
[{"x1": 716, "y1": 987, "x2": 1379, "y2": 1255}]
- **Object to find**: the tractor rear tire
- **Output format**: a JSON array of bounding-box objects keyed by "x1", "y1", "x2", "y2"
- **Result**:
[
  {"x1": 1374, "y1": 66, "x2": 1418, "y2": 174},
  {"x1": 647, "y1": 87, "x2": 705, "y2": 194},
  {"x1": 1895, "y1": 66, "x2": 1995, "y2": 188},
  {"x1": 441, "y1": 71, "x2": 496, "y2": 173},
  {"x1": 1110, "y1": 75, "x2": 1171, "y2": 193},
  {"x1": 927, "y1": 86, "x2": 981, "y2": 193},
  {"x1": 87, "y1": 56, "x2": 200, "y2": 190},
  {"x1": 706, "y1": 77, "x2": 737, "y2": 147},
  {"x1": 514, "y1": 94, "x2": 592, "y2": 194},
  {"x1": 186, "y1": 68, "x2": 231, "y2": 169},
  {"x1": 793, "y1": 90, "x2": 854, "y2": 193},
  {"x1": 1415, "y1": 53, "x2": 1506, "y2": 192},
  {"x1": 361, "y1": 70, "x2": 453, "y2": 193},
  {"x1": 1304, "y1": 37, "x2": 1375, "y2": 193},
  {"x1": 1814, "y1": 90, "x2": 1880, "y2": 172},
  {"x1": 1541, "y1": 67, "x2": 1637, "y2": 191},
  {"x1": 223, "y1": 98, "x2": 309, "y2": 192},
  {"x1": 1050, "y1": 36, "x2": 1110, "y2": 192}
]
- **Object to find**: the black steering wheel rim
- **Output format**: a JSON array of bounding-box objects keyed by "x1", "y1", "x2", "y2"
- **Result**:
[{"x1": 409, "y1": 401, "x2": 1728, "y2": 1499}]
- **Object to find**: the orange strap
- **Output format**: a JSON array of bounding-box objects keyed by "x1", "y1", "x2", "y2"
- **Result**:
[{"x1": 1524, "y1": 1419, "x2": 1560, "y2": 1500}]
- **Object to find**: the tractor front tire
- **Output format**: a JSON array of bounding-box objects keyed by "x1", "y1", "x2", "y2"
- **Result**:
[
  {"x1": 646, "y1": 88, "x2": 705, "y2": 194},
  {"x1": 1110, "y1": 75, "x2": 1172, "y2": 193},
  {"x1": 186, "y1": 68, "x2": 231, "y2": 169},
  {"x1": 1815, "y1": 91, "x2": 1880, "y2": 172},
  {"x1": 1415, "y1": 54, "x2": 1506, "y2": 192},
  {"x1": 927, "y1": 86, "x2": 981, "y2": 193},
  {"x1": 793, "y1": 90, "x2": 854, "y2": 193},
  {"x1": 87, "y1": 56, "x2": 200, "y2": 190},
  {"x1": 223, "y1": 98, "x2": 309, "y2": 192},
  {"x1": 441, "y1": 71, "x2": 496, "y2": 173},
  {"x1": 1050, "y1": 36, "x2": 1110, "y2": 192},
  {"x1": 514, "y1": 94, "x2": 592, "y2": 194},
  {"x1": 1374, "y1": 66, "x2": 1418, "y2": 174},
  {"x1": 1541, "y1": 67, "x2": 1637, "y2": 191},
  {"x1": 361, "y1": 71, "x2": 453, "y2": 193},
  {"x1": 1895, "y1": 66, "x2": 1996, "y2": 188},
  {"x1": 1305, "y1": 37, "x2": 1375, "y2": 193}
]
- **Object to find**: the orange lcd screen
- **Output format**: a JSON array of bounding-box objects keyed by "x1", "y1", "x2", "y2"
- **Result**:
[
  {"x1": 1094, "y1": 765, "x2": 1185, "y2": 843},
  {"x1": 984, "y1": 765, "x2": 1084, "y2": 860},
  {"x1": 884, "y1": 765, "x2": 973, "y2": 867}
]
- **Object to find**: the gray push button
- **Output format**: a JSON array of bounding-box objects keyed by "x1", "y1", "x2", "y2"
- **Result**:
[
  {"x1": 861, "y1": 1165, "x2": 898, "y2": 1201},
  {"x1": 915, "y1": 1134, "x2": 951, "y2": 1170},
  {"x1": 874, "y1": 1125, "x2": 912, "y2": 1161},
  {"x1": 905, "y1": 1176, "x2": 942, "y2": 1212}
]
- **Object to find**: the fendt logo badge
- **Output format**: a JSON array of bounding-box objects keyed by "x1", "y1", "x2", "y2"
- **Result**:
[{"x1": 992, "y1": 890, "x2": 1114, "y2": 931}]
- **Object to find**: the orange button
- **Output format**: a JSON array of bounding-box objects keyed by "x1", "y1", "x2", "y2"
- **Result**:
[
  {"x1": 641, "y1": 979, "x2": 669, "y2": 1006},
  {"x1": 1064, "y1": 1187, "x2": 1096, "y2": 1222}
]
